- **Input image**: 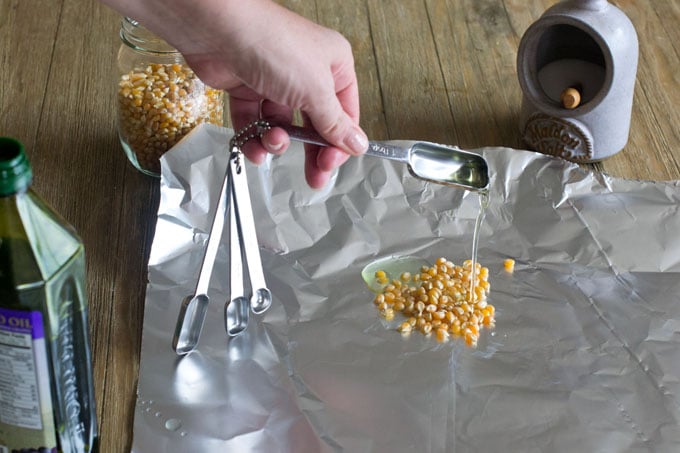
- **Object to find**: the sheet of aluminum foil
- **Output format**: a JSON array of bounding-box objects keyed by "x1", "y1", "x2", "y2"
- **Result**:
[{"x1": 131, "y1": 124, "x2": 680, "y2": 452}]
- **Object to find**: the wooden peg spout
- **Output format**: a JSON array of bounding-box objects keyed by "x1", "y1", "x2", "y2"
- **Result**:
[{"x1": 560, "y1": 87, "x2": 582, "y2": 109}]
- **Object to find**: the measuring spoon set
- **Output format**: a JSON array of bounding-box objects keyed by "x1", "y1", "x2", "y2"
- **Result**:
[{"x1": 172, "y1": 126, "x2": 273, "y2": 355}]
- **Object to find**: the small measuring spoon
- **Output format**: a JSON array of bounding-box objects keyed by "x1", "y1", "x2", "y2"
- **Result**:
[
  {"x1": 271, "y1": 122, "x2": 489, "y2": 191},
  {"x1": 173, "y1": 165, "x2": 231, "y2": 355},
  {"x1": 225, "y1": 167, "x2": 250, "y2": 336},
  {"x1": 229, "y1": 153, "x2": 273, "y2": 315}
]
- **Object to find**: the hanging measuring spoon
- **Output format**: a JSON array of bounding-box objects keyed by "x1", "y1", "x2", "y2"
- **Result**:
[
  {"x1": 224, "y1": 161, "x2": 250, "y2": 336},
  {"x1": 228, "y1": 151, "x2": 273, "y2": 315},
  {"x1": 172, "y1": 164, "x2": 231, "y2": 355}
]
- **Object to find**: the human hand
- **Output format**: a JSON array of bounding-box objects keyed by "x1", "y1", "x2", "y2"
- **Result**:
[
  {"x1": 184, "y1": 1, "x2": 368, "y2": 188},
  {"x1": 103, "y1": 0, "x2": 368, "y2": 188}
]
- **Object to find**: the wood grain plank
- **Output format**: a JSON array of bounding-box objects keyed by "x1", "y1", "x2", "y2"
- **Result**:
[
  {"x1": 0, "y1": 0, "x2": 63, "y2": 151},
  {"x1": 366, "y1": 0, "x2": 458, "y2": 145},
  {"x1": 427, "y1": 0, "x2": 525, "y2": 150},
  {"x1": 32, "y1": 1, "x2": 156, "y2": 450},
  {"x1": 503, "y1": 0, "x2": 555, "y2": 38}
]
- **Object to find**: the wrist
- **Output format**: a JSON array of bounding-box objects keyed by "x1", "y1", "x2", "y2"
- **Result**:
[{"x1": 103, "y1": 0, "x2": 254, "y2": 56}]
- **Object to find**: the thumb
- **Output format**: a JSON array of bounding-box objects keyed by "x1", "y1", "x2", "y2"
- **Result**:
[{"x1": 305, "y1": 94, "x2": 368, "y2": 156}]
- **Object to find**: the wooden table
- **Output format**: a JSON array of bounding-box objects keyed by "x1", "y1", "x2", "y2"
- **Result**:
[{"x1": 2, "y1": 0, "x2": 679, "y2": 451}]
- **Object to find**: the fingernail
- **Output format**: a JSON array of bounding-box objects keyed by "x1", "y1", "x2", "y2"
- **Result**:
[
  {"x1": 268, "y1": 141, "x2": 284, "y2": 153},
  {"x1": 345, "y1": 128, "x2": 368, "y2": 155}
]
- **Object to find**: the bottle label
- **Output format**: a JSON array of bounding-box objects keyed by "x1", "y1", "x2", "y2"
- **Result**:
[{"x1": 0, "y1": 308, "x2": 57, "y2": 452}]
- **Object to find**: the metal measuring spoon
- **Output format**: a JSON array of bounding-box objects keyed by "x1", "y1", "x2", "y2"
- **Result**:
[
  {"x1": 229, "y1": 153, "x2": 273, "y2": 315},
  {"x1": 271, "y1": 122, "x2": 490, "y2": 192},
  {"x1": 172, "y1": 165, "x2": 231, "y2": 355},
  {"x1": 224, "y1": 161, "x2": 250, "y2": 336}
]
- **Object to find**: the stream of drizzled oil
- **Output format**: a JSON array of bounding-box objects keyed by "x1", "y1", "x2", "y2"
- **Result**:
[
  {"x1": 362, "y1": 189, "x2": 490, "y2": 300},
  {"x1": 468, "y1": 190, "x2": 489, "y2": 302}
]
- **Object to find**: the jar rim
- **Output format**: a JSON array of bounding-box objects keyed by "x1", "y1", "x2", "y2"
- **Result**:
[{"x1": 120, "y1": 17, "x2": 179, "y2": 55}]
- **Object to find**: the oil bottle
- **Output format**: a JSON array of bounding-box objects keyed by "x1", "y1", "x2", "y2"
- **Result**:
[{"x1": 0, "y1": 137, "x2": 98, "y2": 452}]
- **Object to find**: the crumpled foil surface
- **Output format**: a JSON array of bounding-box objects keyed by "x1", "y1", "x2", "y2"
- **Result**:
[{"x1": 131, "y1": 124, "x2": 680, "y2": 452}]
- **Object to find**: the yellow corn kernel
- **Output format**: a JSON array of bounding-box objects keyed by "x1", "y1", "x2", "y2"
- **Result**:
[
  {"x1": 464, "y1": 331, "x2": 477, "y2": 347},
  {"x1": 381, "y1": 308, "x2": 395, "y2": 321},
  {"x1": 504, "y1": 258, "x2": 515, "y2": 273},
  {"x1": 398, "y1": 322, "x2": 413, "y2": 334},
  {"x1": 445, "y1": 311, "x2": 455, "y2": 324},
  {"x1": 436, "y1": 327, "x2": 449, "y2": 343}
]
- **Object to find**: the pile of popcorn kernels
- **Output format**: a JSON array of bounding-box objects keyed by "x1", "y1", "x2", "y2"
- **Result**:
[{"x1": 373, "y1": 257, "x2": 496, "y2": 347}]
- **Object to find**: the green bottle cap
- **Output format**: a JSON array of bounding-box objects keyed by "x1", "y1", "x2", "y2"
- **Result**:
[{"x1": 0, "y1": 137, "x2": 33, "y2": 196}]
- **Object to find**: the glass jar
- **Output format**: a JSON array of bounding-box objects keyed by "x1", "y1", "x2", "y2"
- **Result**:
[{"x1": 116, "y1": 17, "x2": 224, "y2": 176}]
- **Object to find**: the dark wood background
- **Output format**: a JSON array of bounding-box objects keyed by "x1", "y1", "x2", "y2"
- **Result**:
[{"x1": 1, "y1": 0, "x2": 678, "y2": 450}]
